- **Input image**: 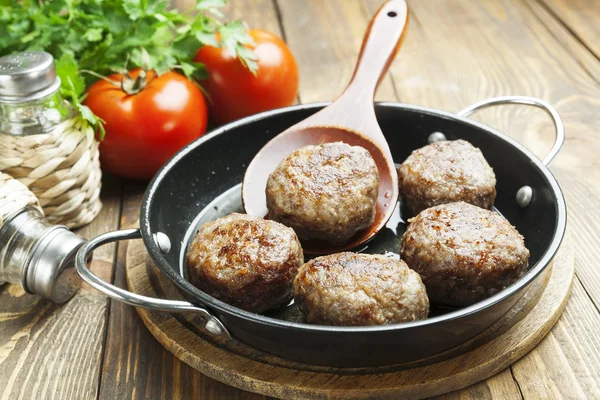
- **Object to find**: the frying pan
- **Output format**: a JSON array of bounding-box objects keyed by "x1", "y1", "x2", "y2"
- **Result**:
[{"x1": 76, "y1": 96, "x2": 566, "y2": 368}]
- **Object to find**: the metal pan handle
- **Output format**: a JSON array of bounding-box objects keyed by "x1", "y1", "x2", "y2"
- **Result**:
[
  {"x1": 457, "y1": 95, "x2": 565, "y2": 166},
  {"x1": 75, "y1": 228, "x2": 230, "y2": 337},
  {"x1": 456, "y1": 95, "x2": 565, "y2": 208}
]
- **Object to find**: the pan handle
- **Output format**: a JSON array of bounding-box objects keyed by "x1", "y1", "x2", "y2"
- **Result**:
[
  {"x1": 75, "y1": 228, "x2": 230, "y2": 338},
  {"x1": 457, "y1": 95, "x2": 564, "y2": 166}
]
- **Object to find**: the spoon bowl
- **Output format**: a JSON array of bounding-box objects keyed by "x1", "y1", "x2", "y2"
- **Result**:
[{"x1": 242, "y1": 0, "x2": 409, "y2": 254}]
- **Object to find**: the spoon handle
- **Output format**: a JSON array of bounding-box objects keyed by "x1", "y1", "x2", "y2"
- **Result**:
[{"x1": 343, "y1": 0, "x2": 408, "y2": 100}]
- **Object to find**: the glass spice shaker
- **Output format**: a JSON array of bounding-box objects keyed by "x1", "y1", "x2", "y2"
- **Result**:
[
  {"x1": 0, "y1": 51, "x2": 102, "y2": 228},
  {"x1": 0, "y1": 51, "x2": 71, "y2": 136},
  {"x1": 0, "y1": 52, "x2": 90, "y2": 303}
]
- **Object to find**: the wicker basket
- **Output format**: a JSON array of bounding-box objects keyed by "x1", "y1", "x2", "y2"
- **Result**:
[
  {"x1": 0, "y1": 172, "x2": 42, "y2": 227},
  {"x1": 0, "y1": 117, "x2": 102, "y2": 229}
]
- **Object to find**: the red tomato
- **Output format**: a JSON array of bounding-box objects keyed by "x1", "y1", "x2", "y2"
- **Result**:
[
  {"x1": 194, "y1": 29, "x2": 299, "y2": 124},
  {"x1": 84, "y1": 69, "x2": 208, "y2": 180}
]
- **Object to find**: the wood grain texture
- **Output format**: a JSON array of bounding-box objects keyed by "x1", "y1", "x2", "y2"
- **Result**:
[
  {"x1": 538, "y1": 0, "x2": 600, "y2": 63},
  {"x1": 242, "y1": 0, "x2": 408, "y2": 253},
  {"x1": 98, "y1": 183, "x2": 266, "y2": 400},
  {"x1": 96, "y1": 1, "x2": 280, "y2": 399},
  {"x1": 123, "y1": 232, "x2": 572, "y2": 399},
  {"x1": 276, "y1": 0, "x2": 398, "y2": 103},
  {"x1": 0, "y1": 174, "x2": 122, "y2": 400},
  {"x1": 103, "y1": 1, "x2": 598, "y2": 398},
  {"x1": 511, "y1": 277, "x2": 600, "y2": 398},
  {"x1": 172, "y1": 0, "x2": 283, "y2": 36},
  {"x1": 360, "y1": 1, "x2": 600, "y2": 398},
  {"x1": 433, "y1": 369, "x2": 522, "y2": 400},
  {"x1": 1, "y1": 0, "x2": 598, "y2": 399},
  {"x1": 365, "y1": 0, "x2": 600, "y2": 174},
  {"x1": 222, "y1": 0, "x2": 283, "y2": 36},
  {"x1": 526, "y1": 0, "x2": 600, "y2": 83}
]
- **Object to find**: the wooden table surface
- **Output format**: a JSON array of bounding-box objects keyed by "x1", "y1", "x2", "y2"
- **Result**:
[{"x1": 2, "y1": 0, "x2": 600, "y2": 399}]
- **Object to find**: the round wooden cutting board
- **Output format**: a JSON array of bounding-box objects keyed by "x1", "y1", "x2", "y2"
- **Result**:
[{"x1": 125, "y1": 232, "x2": 573, "y2": 399}]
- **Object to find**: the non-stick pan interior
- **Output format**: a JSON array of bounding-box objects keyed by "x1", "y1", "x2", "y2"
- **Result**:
[{"x1": 143, "y1": 103, "x2": 562, "y2": 323}]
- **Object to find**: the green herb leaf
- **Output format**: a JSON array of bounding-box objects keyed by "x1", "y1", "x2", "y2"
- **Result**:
[
  {"x1": 146, "y1": 0, "x2": 168, "y2": 14},
  {"x1": 105, "y1": 8, "x2": 131, "y2": 33},
  {"x1": 219, "y1": 21, "x2": 259, "y2": 74},
  {"x1": 194, "y1": 30, "x2": 219, "y2": 47},
  {"x1": 173, "y1": 36, "x2": 201, "y2": 59},
  {"x1": 77, "y1": 103, "x2": 106, "y2": 140},
  {"x1": 179, "y1": 61, "x2": 197, "y2": 79},
  {"x1": 20, "y1": 29, "x2": 40, "y2": 44},
  {"x1": 196, "y1": 0, "x2": 227, "y2": 10},
  {"x1": 234, "y1": 45, "x2": 259, "y2": 74},
  {"x1": 123, "y1": 0, "x2": 144, "y2": 21},
  {"x1": 83, "y1": 28, "x2": 103, "y2": 42},
  {"x1": 56, "y1": 53, "x2": 85, "y2": 98},
  {"x1": 0, "y1": 0, "x2": 257, "y2": 131},
  {"x1": 63, "y1": 76, "x2": 106, "y2": 140},
  {"x1": 196, "y1": 0, "x2": 226, "y2": 17}
]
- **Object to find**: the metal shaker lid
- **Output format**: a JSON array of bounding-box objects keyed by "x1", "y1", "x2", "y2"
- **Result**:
[
  {"x1": 0, "y1": 51, "x2": 61, "y2": 103},
  {"x1": 26, "y1": 226, "x2": 85, "y2": 304}
]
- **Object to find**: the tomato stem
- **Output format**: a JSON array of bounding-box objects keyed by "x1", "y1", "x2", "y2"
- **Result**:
[
  {"x1": 82, "y1": 67, "x2": 151, "y2": 96},
  {"x1": 80, "y1": 69, "x2": 121, "y2": 86},
  {"x1": 121, "y1": 69, "x2": 148, "y2": 95}
]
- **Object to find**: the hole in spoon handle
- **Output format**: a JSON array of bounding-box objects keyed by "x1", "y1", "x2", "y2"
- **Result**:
[{"x1": 345, "y1": 0, "x2": 409, "y2": 99}]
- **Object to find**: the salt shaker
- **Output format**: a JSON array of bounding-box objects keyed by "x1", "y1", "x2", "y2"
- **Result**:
[
  {"x1": 0, "y1": 51, "x2": 102, "y2": 229},
  {"x1": 0, "y1": 172, "x2": 83, "y2": 303},
  {"x1": 0, "y1": 51, "x2": 98, "y2": 303}
]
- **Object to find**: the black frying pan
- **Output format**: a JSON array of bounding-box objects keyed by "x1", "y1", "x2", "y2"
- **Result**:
[{"x1": 76, "y1": 96, "x2": 566, "y2": 368}]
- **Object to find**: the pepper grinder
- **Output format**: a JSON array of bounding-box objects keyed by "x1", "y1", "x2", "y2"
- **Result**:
[{"x1": 0, "y1": 51, "x2": 88, "y2": 303}]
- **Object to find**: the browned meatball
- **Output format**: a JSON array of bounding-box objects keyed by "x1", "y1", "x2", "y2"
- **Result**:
[
  {"x1": 266, "y1": 142, "x2": 379, "y2": 245},
  {"x1": 294, "y1": 253, "x2": 429, "y2": 326},
  {"x1": 186, "y1": 213, "x2": 303, "y2": 313},
  {"x1": 398, "y1": 139, "x2": 496, "y2": 214},
  {"x1": 400, "y1": 202, "x2": 529, "y2": 306}
]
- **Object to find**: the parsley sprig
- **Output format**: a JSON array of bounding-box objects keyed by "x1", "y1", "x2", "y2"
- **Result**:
[{"x1": 0, "y1": 0, "x2": 258, "y2": 132}]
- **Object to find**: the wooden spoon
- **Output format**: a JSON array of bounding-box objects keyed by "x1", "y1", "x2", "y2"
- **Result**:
[{"x1": 242, "y1": 0, "x2": 408, "y2": 254}]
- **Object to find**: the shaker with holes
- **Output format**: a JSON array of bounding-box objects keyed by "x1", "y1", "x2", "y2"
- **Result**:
[
  {"x1": 0, "y1": 51, "x2": 98, "y2": 303},
  {"x1": 0, "y1": 172, "x2": 85, "y2": 303},
  {"x1": 0, "y1": 51, "x2": 102, "y2": 228}
]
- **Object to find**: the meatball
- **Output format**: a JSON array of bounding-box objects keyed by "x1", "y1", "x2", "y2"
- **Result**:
[
  {"x1": 186, "y1": 213, "x2": 304, "y2": 313},
  {"x1": 266, "y1": 142, "x2": 379, "y2": 244},
  {"x1": 400, "y1": 202, "x2": 530, "y2": 306},
  {"x1": 294, "y1": 252, "x2": 429, "y2": 326},
  {"x1": 398, "y1": 139, "x2": 496, "y2": 214}
]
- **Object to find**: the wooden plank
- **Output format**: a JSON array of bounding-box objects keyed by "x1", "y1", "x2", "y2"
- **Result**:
[
  {"x1": 361, "y1": 0, "x2": 600, "y2": 397},
  {"x1": 123, "y1": 230, "x2": 572, "y2": 400},
  {"x1": 222, "y1": 0, "x2": 284, "y2": 37},
  {"x1": 0, "y1": 174, "x2": 122, "y2": 400},
  {"x1": 433, "y1": 369, "x2": 522, "y2": 400},
  {"x1": 276, "y1": 0, "x2": 398, "y2": 103},
  {"x1": 367, "y1": 0, "x2": 600, "y2": 312},
  {"x1": 511, "y1": 278, "x2": 600, "y2": 398},
  {"x1": 97, "y1": 1, "x2": 278, "y2": 399},
  {"x1": 99, "y1": 0, "x2": 600, "y2": 399},
  {"x1": 98, "y1": 183, "x2": 265, "y2": 400},
  {"x1": 538, "y1": 0, "x2": 600, "y2": 67},
  {"x1": 172, "y1": 0, "x2": 283, "y2": 37},
  {"x1": 525, "y1": 0, "x2": 600, "y2": 83},
  {"x1": 363, "y1": 0, "x2": 600, "y2": 168},
  {"x1": 552, "y1": 169, "x2": 600, "y2": 308}
]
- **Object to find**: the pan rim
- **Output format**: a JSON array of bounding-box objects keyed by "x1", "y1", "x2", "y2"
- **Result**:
[{"x1": 141, "y1": 101, "x2": 567, "y2": 333}]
